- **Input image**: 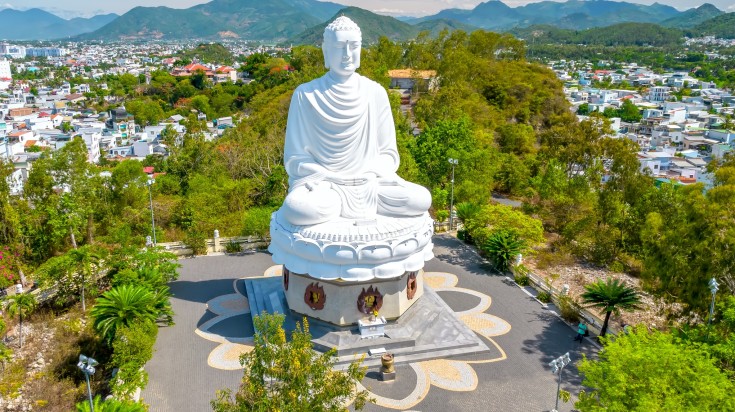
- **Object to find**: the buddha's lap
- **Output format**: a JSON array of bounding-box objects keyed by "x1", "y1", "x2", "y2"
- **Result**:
[{"x1": 281, "y1": 180, "x2": 429, "y2": 224}]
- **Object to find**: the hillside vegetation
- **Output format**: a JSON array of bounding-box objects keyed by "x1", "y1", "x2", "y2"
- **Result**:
[{"x1": 513, "y1": 23, "x2": 684, "y2": 47}]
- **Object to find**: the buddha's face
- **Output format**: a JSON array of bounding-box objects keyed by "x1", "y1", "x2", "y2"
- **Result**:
[{"x1": 323, "y1": 29, "x2": 361, "y2": 78}]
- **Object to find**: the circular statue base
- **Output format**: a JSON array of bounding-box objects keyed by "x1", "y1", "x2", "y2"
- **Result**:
[{"x1": 283, "y1": 268, "x2": 424, "y2": 326}]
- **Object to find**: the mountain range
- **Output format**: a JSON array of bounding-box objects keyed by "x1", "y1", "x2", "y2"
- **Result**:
[
  {"x1": 0, "y1": 8, "x2": 117, "y2": 40},
  {"x1": 0, "y1": 1, "x2": 733, "y2": 42}
]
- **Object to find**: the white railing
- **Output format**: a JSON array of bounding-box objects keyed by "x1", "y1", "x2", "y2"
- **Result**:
[
  {"x1": 522, "y1": 269, "x2": 617, "y2": 336},
  {"x1": 157, "y1": 234, "x2": 269, "y2": 257}
]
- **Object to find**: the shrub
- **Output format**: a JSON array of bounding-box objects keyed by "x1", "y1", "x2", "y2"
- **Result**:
[
  {"x1": 556, "y1": 295, "x2": 581, "y2": 323},
  {"x1": 481, "y1": 230, "x2": 526, "y2": 273},
  {"x1": 76, "y1": 395, "x2": 147, "y2": 411},
  {"x1": 242, "y1": 206, "x2": 277, "y2": 239},
  {"x1": 185, "y1": 230, "x2": 207, "y2": 255},
  {"x1": 0, "y1": 245, "x2": 23, "y2": 289},
  {"x1": 537, "y1": 291, "x2": 552, "y2": 303},
  {"x1": 91, "y1": 284, "x2": 159, "y2": 343},
  {"x1": 512, "y1": 263, "x2": 531, "y2": 285},
  {"x1": 535, "y1": 247, "x2": 575, "y2": 270},
  {"x1": 225, "y1": 240, "x2": 242, "y2": 254},
  {"x1": 435, "y1": 209, "x2": 449, "y2": 223},
  {"x1": 110, "y1": 321, "x2": 158, "y2": 399}
]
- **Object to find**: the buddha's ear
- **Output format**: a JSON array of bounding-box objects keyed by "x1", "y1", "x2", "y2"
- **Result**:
[{"x1": 322, "y1": 43, "x2": 329, "y2": 69}]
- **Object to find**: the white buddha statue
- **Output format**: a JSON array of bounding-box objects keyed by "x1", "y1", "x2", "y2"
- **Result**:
[{"x1": 279, "y1": 16, "x2": 431, "y2": 226}]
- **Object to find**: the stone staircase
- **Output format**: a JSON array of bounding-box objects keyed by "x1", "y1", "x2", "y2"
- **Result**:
[{"x1": 243, "y1": 277, "x2": 295, "y2": 330}]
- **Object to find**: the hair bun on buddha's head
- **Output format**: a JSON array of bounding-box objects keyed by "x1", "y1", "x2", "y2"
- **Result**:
[{"x1": 324, "y1": 16, "x2": 361, "y2": 35}]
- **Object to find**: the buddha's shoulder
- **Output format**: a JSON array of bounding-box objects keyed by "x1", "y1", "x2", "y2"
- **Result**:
[{"x1": 294, "y1": 74, "x2": 384, "y2": 94}]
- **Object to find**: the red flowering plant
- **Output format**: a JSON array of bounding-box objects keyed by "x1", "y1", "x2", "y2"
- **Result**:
[{"x1": 0, "y1": 245, "x2": 23, "y2": 289}]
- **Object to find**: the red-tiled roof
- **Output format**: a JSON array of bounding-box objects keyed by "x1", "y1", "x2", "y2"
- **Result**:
[{"x1": 184, "y1": 63, "x2": 209, "y2": 72}]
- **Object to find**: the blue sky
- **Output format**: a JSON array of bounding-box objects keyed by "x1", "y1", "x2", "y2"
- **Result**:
[{"x1": 2, "y1": 0, "x2": 734, "y2": 18}]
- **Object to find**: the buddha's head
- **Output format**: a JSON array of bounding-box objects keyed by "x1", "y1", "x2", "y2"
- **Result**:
[{"x1": 322, "y1": 16, "x2": 362, "y2": 79}]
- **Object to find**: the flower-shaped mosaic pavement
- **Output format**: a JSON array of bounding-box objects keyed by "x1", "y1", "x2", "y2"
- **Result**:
[{"x1": 195, "y1": 266, "x2": 511, "y2": 409}]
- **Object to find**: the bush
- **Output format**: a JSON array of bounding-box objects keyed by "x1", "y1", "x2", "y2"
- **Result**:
[
  {"x1": 242, "y1": 206, "x2": 277, "y2": 239},
  {"x1": 537, "y1": 291, "x2": 552, "y2": 303},
  {"x1": 185, "y1": 231, "x2": 207, "y2": 255},
  {"x1": 0, "y1": 245, "x2": 23, "y2": 289},
  {"x1": 515, "y1": 274, "x2": 530, "y2": 286},
  {"x1": 76, "y1": 395, "x2": 147, "y2": 411},
  {"x1": 481, "y1": 230, "x2": 526, "y2": 273},
  {"x1": 111, "y1": 321, "x2": 158, "y2": 399},
  {"x1": 556, "y1": 294, "x2": 581, "y2": 323},
  {"x1": 225, "y1": 240, "x2": 242, "y2": 254},
  {"x1": 435, "y1": 209, "x2": 449, "y2": 223},
  {"x1": 457, "y1": 228, "x2": 473, "y2": 244}
]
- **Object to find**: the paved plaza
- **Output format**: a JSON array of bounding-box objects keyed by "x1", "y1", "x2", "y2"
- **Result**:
[{"x1": 142, "y1": 235, "x2": 597, "y2": 411}]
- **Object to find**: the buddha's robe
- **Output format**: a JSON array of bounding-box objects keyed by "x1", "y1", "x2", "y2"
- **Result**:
[{"x1": 280, "y1": 73, "x2": 430, "y2": 226}]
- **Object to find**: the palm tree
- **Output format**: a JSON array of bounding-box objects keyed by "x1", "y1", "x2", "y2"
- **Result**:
[
  {"x1": 5, "y1": 292, "x2": 37, "y2": 348},
  {"x1": 91, "y1": 284, "x2": 158, "y2": 343},
  {"x1": 455, "y1": 202, "x2": 482, "y2": 224},
  {"x1": 582, "y1": 278, "x2": 642, "y2": 337},
  {"x1": 68, "y1": 245, "x2": 103, "y2": 312},
  {"x1": 482, "y1": 230, "x2": 526, "y2": 273}
]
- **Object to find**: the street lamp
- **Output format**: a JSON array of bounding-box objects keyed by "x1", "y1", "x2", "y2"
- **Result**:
[
  {"x1": 707, "y1": 277, "x2": 718, "y2": 341},
  {"x1": 448, "y1": 158, "x2": 458, "y2": 231},
  {"x1": 548, "y1": 352, "x2": 571, "y2": 412},
  {"x1": 77, "y1": 354, "x2": 98, "y2": 412},
  {"x1": 146, "y1": 177, "x2": 157, "y2": 246}
]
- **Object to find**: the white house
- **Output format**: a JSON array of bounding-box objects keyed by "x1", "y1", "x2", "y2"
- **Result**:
[
  {"x1": 648, "y1": 86, "x2": 671, "y2": 102},
  {"x1": 707, "y1": 129, "x2": 735, "y2": 145},
  {"x1": 77, "y1": 127, "x2": 102, "y2": 163}
]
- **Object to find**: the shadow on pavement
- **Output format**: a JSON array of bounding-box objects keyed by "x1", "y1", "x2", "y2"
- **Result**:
[
  {"x1": 522, "y1": 311, "x2": 599, "y2": 392},
  {"x1": 169, "y1": 278, "x2": 238, "y2": 304},
  {"x1": 432, "y1": 234, "x2": 504, "y2": 277}
]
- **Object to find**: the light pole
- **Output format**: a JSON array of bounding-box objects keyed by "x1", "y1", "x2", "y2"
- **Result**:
[
  {"x1": 146, "y1": 177, "x2": 157, "y2": 246},
  {"x1": 707, "y1": 277, "x2": 718, "y2": 341},
  {"x1": 77, "y1": 354, "x2": 98, "y2": 412},
  {"x1": 448, "y1": 158, "x2": 458, "y2": 231},
  {"x1": 549, "y1": 352, "x2": 571, "y2": 412}
]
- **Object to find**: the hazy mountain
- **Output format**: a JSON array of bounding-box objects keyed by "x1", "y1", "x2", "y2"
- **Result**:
[
  {"x1": 413, "y1": 19, "x2": 480, "y2": 36},
  {"x1": 288, "y1": 7, "x2": 418, "y2": 45},
  {"x1": 660, "y1": 4, "x2": 723, "y2": 28},
  {"x1": 0, "y1": 8, "x2": 117, "y2": 40},
  {"x1": 512, "y1": 22, "x2": 684, "y2": 47},
  {"x1": 414, "y1": 0, "x2": 682, "y2": 31},
  {"x1": 79, "y1": 0, "x2": 344, "y2": 41}
]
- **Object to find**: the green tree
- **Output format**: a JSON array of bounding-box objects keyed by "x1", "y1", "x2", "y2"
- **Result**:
[
  {"x1": 577, "y1": 103, "x2": 590, "y2": 115},
  {"x1": 90, "y1": 284, "x2": 158, "y2": 343},
  {"x1": 618, "y1": 99, "x2": 641, "y2": 123},
  {"x1": 67, "y1": 245, "x2": 104, "y2": 312},
  {"x1": 465, "y1": 203, "x2": 545, "y2": 247},
  {"x1": 481, "y1": 230, "x2": 526, "y2": 273},
  {"x1": 0, "y1": 160, "x2": 22, "y2": 247},
  {"x1": 211, "y1": 313, "x2": 371, "y2": 412},
  {"x1": 242, "y1": 206, "x2": 278, "y2": 239},
  {"x1": 581, "y1": 278, "x2": 641, "y2": 337},
  {"x1": 5, "y1": 292, "x2": 37, "y2": 348},
  {"x1": 576, "y1": 326, "x2": 735, "y2": 412}
]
